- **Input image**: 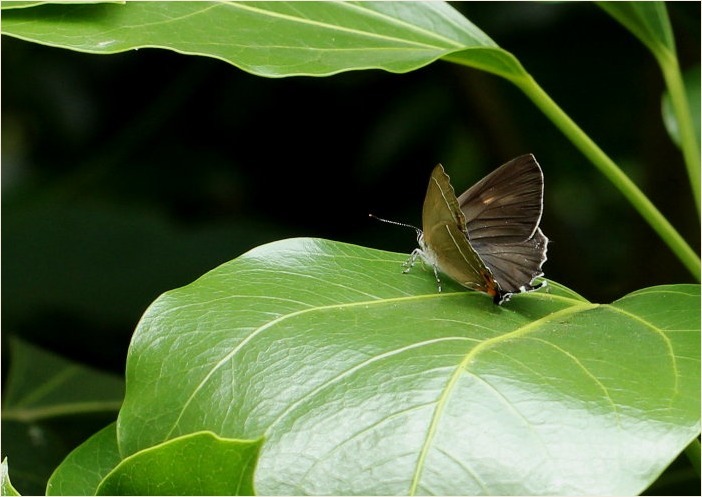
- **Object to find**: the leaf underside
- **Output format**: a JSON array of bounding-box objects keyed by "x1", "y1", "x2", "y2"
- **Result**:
[{"x1": 0, "y1": 1, "x2": 525, "y2": 80}]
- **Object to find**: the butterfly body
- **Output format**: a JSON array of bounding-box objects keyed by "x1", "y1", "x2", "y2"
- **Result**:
[{"x1": 410, "y1": 154, "x2": 548, "y2": 305}]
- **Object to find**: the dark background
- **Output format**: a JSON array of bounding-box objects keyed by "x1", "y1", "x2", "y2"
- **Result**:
[{"x1": 2, "y1": 2, "x2": 700, "y2": 493}]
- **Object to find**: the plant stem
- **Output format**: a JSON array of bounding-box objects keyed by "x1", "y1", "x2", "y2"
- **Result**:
[
  {"x1": 659, "y1": 51, "x2": 701, "y2": 215},
  {"x1": 513, "y1": 74, "x2": 700, "y2": 280}
]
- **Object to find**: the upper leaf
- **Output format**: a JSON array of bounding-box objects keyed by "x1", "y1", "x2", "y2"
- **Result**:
[
  {"x1": 0, "y1": 1, "x2": 526, "y2": 80},
  {"x1": 115, "y1": 237, "x2": 700, "y2": 495}
]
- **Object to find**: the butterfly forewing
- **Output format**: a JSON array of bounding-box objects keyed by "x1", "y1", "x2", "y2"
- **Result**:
[
  {"x1": 457, "y1": 154, "x2": 544, "y2": 243},
  {"x1": 456, "y1": 153, "x2": 548, "y2": 296}
]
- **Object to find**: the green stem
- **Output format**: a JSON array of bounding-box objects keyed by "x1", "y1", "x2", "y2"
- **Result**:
[
  {"x1": 514, "y1": 74, "x2": 700, "y2": 280},
  {"x1": 684, "y1": 439, "x2": 701, "y2": 478},
  {"x1": 658, "y1": 51, "x2": 701, "y2": 215}
]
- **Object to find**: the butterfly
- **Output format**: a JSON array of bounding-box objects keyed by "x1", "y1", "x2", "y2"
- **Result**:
[{"x1": 407, "y1": 154, "x2": 548, "y2": 305}]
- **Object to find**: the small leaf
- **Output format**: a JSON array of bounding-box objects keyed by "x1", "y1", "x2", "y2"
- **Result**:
[
  {"x1": 0, "y1": 1, "x2": 526, "y2": 80},
  {"x1": 1, "y1": 459, "x2": 21, "y2": 496},
  {"x1": 96, "y1": 432, "x2": 262, "y2": 496},
  {"x1": 46, "y1": 424, "x2": 122, "y2": 496},
  {"x1": 114, "y1": 238, "x2": 700, "y2": 495},
  {"x1": 662, "y1": 66, "x2": 701, "y2": 148},
  {"x1": 47, "y1": 424, "x2": 261, "y2": 496}
]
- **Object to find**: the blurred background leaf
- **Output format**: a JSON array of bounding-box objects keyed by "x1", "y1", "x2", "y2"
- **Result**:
[
  {"x1": 2, "y1": 337, "x2": 123, "y2": 415},
  {"x1": 1, "y1": 339, "x2": 123, "y2": 495}
]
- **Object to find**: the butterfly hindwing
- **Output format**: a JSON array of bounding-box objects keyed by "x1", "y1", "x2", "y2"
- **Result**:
[{"x1": 470, "y1": 227, "x2": 548, "y2": 294}]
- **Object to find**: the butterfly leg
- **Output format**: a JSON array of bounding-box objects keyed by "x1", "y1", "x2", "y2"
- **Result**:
[
  {"x1": 432, "y1": 264, "x2": 442, "y2": 293},
  {"x1": 402, "y1": 249, "x2": 422, "y2": 274}
]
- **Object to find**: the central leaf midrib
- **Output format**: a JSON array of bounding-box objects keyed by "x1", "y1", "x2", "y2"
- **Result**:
[
  {"x1": 408, "y1": 301, "x2": 598, "y2": 495},
  {"x1": 226, "y1": 1, "x2": 468, "y2": 51}
]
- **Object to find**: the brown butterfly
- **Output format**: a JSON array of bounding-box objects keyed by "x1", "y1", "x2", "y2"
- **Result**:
[{"x1": 407, "y1": 154, "x2": 548, "y2": 304}]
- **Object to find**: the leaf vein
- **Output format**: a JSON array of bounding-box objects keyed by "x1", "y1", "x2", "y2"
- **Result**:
[{"x1": 408, "y1": 302, "x2": 597, "y2": 494}]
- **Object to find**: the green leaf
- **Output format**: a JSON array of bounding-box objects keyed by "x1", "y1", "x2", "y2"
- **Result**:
[
  {"x1": 1, "y1": 459, "x2": 21, "y2": 496},
  {"x1": 114, "y1": 238, "x2": 700, "y2": 495},
  {"x1": 2, "y1": 338, "x2": 124, "y2": 422},
  {"x1": 3, "y1": 200, "x2": 289, "y2": 331},
  {"x1": 1, "y1": 1, "x2": 50, "y2": 9},
  {"x1": 47, "y1": 425, "x2": 261, "y2": 496},
  {"x1": 97, "y1": 432, "x2": 261, "y2": 496},
  {"x1": 0, "y1": 1, "x2": 526, "y2": 80},
  {"x1": 1, "y1": 339, "x2": 124, "y2": 495},
  {"x1": 596, "y1": 1, "x2": 675, "y2": 61},
  {"x1": 46, "y1": 424, "x2": 122, "y2": 496},
  {"x1": 662, "y1": 66, "x2": 701, "y2": 148}
]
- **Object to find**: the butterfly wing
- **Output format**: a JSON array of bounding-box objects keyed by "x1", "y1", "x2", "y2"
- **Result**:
[
  {"x1": 420, "y1": 164, "x2": 498, "y2": 295},
  {"x1": 457, "y1": 154, "x2": 544, "y2": 242},
  {"x1": 470, "y1": 228, "x2": 548, "y2": 294},
  {"x1": 457, "y1": 154, "x2": 548, "y2": 295}
]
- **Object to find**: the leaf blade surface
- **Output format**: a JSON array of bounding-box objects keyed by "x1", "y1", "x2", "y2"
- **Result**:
[
  {"x1": 0, "y1": 1, "x2": 524, "y2": 79},
  {"x1": 116, "y1": 238, "x2": 700, "y2": 495}
]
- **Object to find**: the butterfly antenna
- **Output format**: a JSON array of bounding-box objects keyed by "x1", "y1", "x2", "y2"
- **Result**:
[{"x1": 368, "y1": 213, "x2": 422, "y2": 238}]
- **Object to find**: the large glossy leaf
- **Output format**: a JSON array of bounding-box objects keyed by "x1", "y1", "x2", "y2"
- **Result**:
[
  {"x1": 112, "y1": 237, "x2": 699, "y2": 495},
  {"x1": 0, "y1": 1, "x2": 526, "y2": 80}
]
